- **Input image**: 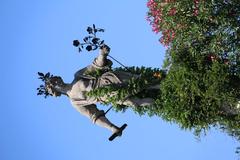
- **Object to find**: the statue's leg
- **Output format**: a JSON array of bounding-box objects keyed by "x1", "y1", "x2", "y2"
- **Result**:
[
  {"x1": 90, "y1": 108, "x2": 120, "y2": 134},
  {"x1": 75, "y1": 104, "x2": 120, "y2": 134},
  {"x1": 121, "y1": 97, "x2": 154, "y2": 107},
  {"x1": 146, "y1": 84, "x2": 160, "y2": 90},
  {"x1": 220, "y1": 102, "x2": 240, "y2": 116},
  {"x1": 94, "y1": 116, "x2": 120, "y2": 134}
]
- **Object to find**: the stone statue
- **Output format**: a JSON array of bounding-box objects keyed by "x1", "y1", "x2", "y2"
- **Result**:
[{"x1": 37, "y1": 45, "x2": 161, "y2": 140}]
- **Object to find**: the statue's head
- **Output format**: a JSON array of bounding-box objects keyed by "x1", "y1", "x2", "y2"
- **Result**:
[{"x1": 37, "y1": 72, "x2": 64, "y2": 98}]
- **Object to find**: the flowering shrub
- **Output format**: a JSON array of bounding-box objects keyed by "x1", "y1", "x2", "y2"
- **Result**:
[
  {"x1": 146, "y1": 0, "x2": 177, "y2": 46},
  {"x1": 146, "y1": 0, "x2": 205, "y2": 46},
  {"x1": 147, "y1": 0, "x2": 240, "y2": 46}
]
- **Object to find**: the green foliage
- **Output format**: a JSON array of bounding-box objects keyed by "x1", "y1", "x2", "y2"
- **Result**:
[{"x1": 160, "y1": 58, "x2": 240, "y2": 134}]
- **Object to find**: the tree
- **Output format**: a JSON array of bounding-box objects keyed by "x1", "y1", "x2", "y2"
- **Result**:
[{"x1": 146, "y1": 0, "x2": 240, "y2": 143}]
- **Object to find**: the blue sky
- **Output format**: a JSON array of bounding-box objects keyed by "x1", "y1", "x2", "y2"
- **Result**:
[{"x1": 0, "y1": 0, "x2": 238, "y2": 160}]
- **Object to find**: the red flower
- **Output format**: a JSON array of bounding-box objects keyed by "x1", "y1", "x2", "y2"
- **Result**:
[{"x1": 169, "y1": 7, "x2": 177, "y2": 16}]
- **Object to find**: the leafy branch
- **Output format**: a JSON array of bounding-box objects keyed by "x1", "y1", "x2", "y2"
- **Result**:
[{"x1": 73, "y1": 24, "x2": 106, "y2": 52}]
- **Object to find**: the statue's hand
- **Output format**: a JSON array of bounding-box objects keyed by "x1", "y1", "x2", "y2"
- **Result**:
[{"x1": 100, "y1": 44, "x2": 110, "y2": 56}]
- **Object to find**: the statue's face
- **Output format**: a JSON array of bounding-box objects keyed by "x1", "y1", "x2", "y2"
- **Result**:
[{"x1": 45, "y1": 76, "x2": 64, "y2": 97}]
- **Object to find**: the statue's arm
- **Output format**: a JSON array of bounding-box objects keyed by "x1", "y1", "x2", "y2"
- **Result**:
[
  {"x1": 74, "y1": 45, "x2": 112, "y2": 78},
  {"x1": 92, "y1": 45, "x2": 112, "y2": 70}
]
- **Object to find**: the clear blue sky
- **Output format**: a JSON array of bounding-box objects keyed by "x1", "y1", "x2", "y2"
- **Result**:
[{"x1": 0, "y1": 0, "x2": 238, "y2": 160}]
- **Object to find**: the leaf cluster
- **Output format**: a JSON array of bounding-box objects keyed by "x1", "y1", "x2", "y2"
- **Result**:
[{"x1": 37, "y1": 72, "x2": 54, "y2": 98}]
